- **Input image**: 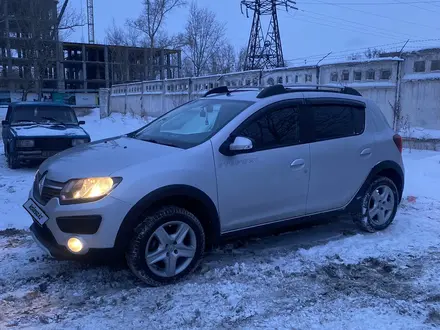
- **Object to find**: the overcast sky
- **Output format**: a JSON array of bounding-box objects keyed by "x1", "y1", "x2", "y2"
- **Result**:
[{"x1": 69, "y1": 0, "x2": 440, "y2": 64}]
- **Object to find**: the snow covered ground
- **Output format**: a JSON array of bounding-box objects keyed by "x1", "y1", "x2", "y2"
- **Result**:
[{"x1": 1, "y1": 110, "x2": 440, "y2": 329}]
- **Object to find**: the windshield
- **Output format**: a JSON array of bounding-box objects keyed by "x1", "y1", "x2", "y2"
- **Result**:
[
  {"x1": 10, "y1": 105, "x2": 79, "y2": 125},
  {"x1": 133, "y1": 99, "x2": 254, "y2": 148}
]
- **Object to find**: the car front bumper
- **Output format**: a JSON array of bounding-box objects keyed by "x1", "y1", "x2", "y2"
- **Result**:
[
  {"x1": 26, "y1": 186, "x2": 134, "y2": 259},
  {"x1": 17, "y1": 150, "x2": 60, "y2": 160}
]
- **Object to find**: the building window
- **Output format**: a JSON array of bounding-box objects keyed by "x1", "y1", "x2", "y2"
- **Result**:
[
  {"x1": 305, "y1": 74, "x2": 312, "y2": 82},
  {"x1": 354, "y1": 71, "x2": 362, "y2": 81},
  {"x1": 380, "y1": 69, "x2": 391, "y2": 80},
  {"x1": 330, "y1": 72, "x2": 338, "y2": 82},
  {"x1": 414, "y1": 60, "x2": 426, "y2": 72},
  {"x1": 246, "y1": 79, "x2": 251, "y2": 86},
  {"x1": 295, "y1": 75, "x2": 300, "y2": 83},
  {"x1": 277, "y1": 76, "x2": 283, "y2": 84},
  {"x1": 431, "y1": 60, "x2": 440, "y2": 71},
  {"x1": 267, "y1": 77, "x2": 275, "y2": 86},
  {"x1": 366, "y1": 70, "x2": 375, "y2": 80},
  {"x1": 286, "y1": 76, "x2": 289, "y2": 83},
  {"x1": 341, "y1": 70, "x2": 349, "y2": 81}
]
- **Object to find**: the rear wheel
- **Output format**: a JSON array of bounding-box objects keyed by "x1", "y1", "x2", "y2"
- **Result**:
[
  {"x1": 352, "y1": 176, "x2": 399, "y2": 232},
  {"x1": 126, "y1": 206, "x2": 205, "y2": 286}
]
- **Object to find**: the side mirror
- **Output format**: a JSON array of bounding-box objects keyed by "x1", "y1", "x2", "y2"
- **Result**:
[
  {"x1": 78, "y1": 120, "x2": 85, "y2": 125},
  {"x1": 1, "y1": 120, "x2": 8, "y2": 126},
  {"x1": 229, "y1": 136, "x2": 253, "y2": 152}
]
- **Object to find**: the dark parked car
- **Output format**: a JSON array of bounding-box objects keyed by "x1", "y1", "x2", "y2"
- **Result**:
[{"x1": 1, "y1": 102, "x2": 91, "y2": 169}]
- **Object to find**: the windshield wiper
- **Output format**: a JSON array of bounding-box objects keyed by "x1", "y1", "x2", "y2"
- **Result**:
[
  {"x1": 141, "y1": 138, "x2": 178, "y2": 148},
  {"x1": 13, "y1": 120, "x2": 37, "y2": 124},
  {"x1": 41, "y1": 116, "x2": 66, "y2": 125}
]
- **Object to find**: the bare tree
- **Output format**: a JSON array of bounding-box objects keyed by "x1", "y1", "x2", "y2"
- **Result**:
[
  {"x1": 8, "y1": 0, "x2": 83, "y2": 100},
  {"x1": 105, "y1": 19, "x2": 140, "y2": 47},
  {"x1": 179, "y1": 2, "x2": 226, "y2": 77},
  {"x1": 104, "y1": 21, "x2": 130, "y2": 85},
  {"x1": 236, "y1": 46, "x2": 247, "y2": 72},
  {"x1": 209, "y1": 43, "x2": 236, "y2": 74},
  {"x1": 180, "y1": 56, "x2": 194, "y2": 77},
  {"x1": 127, "y1": 0, "x2": 186, "y2": 79},
  {"x1": 364, "y1": 48, "x2": 383, "y2": 59},
  {"x1": 57, "y1": 1, "x2": 85, "y2": 41}
]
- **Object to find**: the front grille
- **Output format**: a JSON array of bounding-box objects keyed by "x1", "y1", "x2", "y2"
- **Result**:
[
  {"x1": 34, "y1": 138, "x2": 72, "y2": 150},
  {"x1": 33, "y1": 172, "x2": 64, "y2": 205}
]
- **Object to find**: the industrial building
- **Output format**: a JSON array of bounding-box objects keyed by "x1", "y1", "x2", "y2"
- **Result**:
[{"x1": 0, "y1": 0, "x2": 181, "y2": 105}]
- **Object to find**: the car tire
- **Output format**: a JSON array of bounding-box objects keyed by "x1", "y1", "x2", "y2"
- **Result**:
[
  {"x1": 352, "y1": 176, "x2": 399, "y2": 233},
  {"x1": 126, "y1": 206, "x2": 205, "y2": 286},
  {"x1": 6, "y1": 150, "x2": 19, "y2": 169}
]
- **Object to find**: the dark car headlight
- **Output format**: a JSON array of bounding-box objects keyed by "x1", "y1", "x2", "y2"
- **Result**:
[
  {"x1": 72, "y1": 138, "x2": 89, "y2": 146},
  {"x1": 16, "y1": 139, "x2": 35, "y2": 148}
]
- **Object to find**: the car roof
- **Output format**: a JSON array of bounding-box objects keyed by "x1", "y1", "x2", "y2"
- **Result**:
[
  {"x1": 10, "y1": 102, "x2": 72, "y2": 108},
  {"x1": 204, "y1": 88, "x2": 368, "y2": 104}
]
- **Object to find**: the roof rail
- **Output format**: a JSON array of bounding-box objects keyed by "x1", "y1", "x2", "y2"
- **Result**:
[
  {"x1": 256, "y1": 84, "x2": 362, "y2": 98},
  {"x1": 203, "y1": 86, "x2": 229, "y2": 97},
  {"x1": 203, "y1": 85, "x2": 264, "y2": 97}
]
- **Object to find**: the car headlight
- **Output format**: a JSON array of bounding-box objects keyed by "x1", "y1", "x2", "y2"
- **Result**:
[
  {"x1": 60, "y1": 177, "x2": 122, "y2": 204},
  {"x1": 17, "y1": 139, "x2": 35, "y2": 148},
  {"x1": 72, "y1": 139, "x2": 89, "y2": 146}
]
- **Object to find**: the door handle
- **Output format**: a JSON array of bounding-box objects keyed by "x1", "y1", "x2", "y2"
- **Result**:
[
  {"x1": 290, "y1": 159, "x2": 305, "y2": 167},
  {"x1": 360, "y1": 148, "x2": 372, "y2": 156}
]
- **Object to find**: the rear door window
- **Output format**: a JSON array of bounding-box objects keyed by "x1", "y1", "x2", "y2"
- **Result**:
[{"x1": 311, "y1": 104, "x2": 365, "y2": 142}]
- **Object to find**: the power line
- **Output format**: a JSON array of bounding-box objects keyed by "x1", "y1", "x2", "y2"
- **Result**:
[
  {"x1": 284, "y1": 11, "x2": 418, "y2": 41},
  {"x1": 296, "y1": 1, "x2": 440, "y2": 4},
  {"x1": 297, "y1": 9, "x2": 420, "y2": 39},
  {"x1": 283, "y1": 38, "x2": 440, "y2": 62},
  {"x1": 309, "y1": 0, "x2": 440, "y2": 31},
  {"x1": 290, "y1": 14, "x2": 406, "y2": 40},
  {"x1": 393, "y1": 0, "x2": 440, "y2": 13}
]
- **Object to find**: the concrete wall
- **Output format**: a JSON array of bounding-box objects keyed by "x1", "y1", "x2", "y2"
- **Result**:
[{"x1": 105, "y1": 49, "x2": 440, "y2": 130}]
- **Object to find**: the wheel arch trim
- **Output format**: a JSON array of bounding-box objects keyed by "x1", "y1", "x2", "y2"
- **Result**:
[
  {"x1": 348, "y1": 160, "x2": 404, "y2": 212},
  {"x1": 114, "y1": 184, "x2": 220, "y2": 250}
]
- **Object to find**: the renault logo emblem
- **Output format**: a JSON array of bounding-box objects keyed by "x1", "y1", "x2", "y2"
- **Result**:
[{"x1": 38, "y1": 174, "x2": 46, "y2": 196}]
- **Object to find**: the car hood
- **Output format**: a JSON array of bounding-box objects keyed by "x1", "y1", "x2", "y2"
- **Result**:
[
  {"x1": 39, "y1": 136, "x2": 182, "y2": 182},
  {"x1": 12, "y1": 124, "x2": 88, "y2": 138}
]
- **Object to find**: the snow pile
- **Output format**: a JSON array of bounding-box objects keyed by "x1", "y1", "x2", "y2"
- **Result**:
[
  {"x1": 80, "y1": 108, "x2": 154, "y2": 142},
  {"x1": 403, "y1": 72, "x2": 440, "y2": 81},
  {"x1": 400, "y1": 127, "x2": 440, "y2": 140}
]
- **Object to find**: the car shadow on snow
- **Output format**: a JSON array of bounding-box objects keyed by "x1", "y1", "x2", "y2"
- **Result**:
[{"x1": 203, "y1": 215, "x2": 359, "y2": 266}]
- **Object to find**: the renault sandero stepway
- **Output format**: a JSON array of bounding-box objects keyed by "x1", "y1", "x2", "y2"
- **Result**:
[{"x1": 23, "y1": 84, "x2": 404, "y2": 286}]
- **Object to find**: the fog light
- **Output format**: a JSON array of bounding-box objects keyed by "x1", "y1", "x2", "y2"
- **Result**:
[{"x1": 67, "y1": 237, "x2": 83, "y2": 253}]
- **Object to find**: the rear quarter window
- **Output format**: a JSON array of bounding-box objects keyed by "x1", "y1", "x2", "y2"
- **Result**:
[{"x1": 311, "y1": 104, "x2": 365, "y2": 141}]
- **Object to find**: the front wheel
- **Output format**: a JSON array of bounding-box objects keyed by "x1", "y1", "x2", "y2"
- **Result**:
[
  {"x1": 6, "y1": 150, "x2": 20, "y2": 169},
  {"x1": 352, "y1": 177, "x2": 399, "y2": 233},
  {"x1": 126, "y1": 206, "x2": 205, "y2": 286}
]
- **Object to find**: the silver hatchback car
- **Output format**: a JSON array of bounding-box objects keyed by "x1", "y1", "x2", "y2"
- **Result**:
[{"x1": 24, "y1": 84, "x2": 405, "y2": 286}]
